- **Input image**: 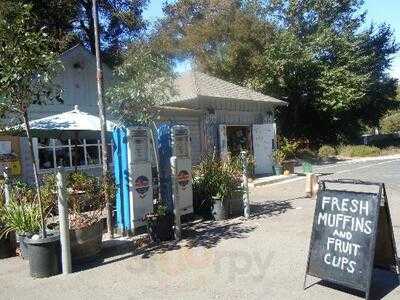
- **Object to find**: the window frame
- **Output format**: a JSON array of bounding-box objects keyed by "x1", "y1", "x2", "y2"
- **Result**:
[{"x1": 33, "y1": 137, "x2": 113, "y2": 173}]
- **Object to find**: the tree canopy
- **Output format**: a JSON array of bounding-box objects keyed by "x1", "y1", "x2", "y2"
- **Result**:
[
  {"x1": 0, "y1": 2, "x2": 63, "y2": 236},
  {"x1": 11, "y1": 0, "x2": 149, "y2": 64},
  {"x1": 151, "y1": 0, "x2": 399, "y2": 144},
  {"x1": 0, "y1": 2, "x2": 62, "y2": 124},
  {"x1": 106, "y1": 42, "x2": 175, "y2": 125}
]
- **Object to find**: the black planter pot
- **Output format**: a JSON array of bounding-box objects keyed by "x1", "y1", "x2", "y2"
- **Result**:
[
  {"x1": 146, "y1": 213, "x2": 174, "y2": 243},
  {"x1": 212, "y1": 199, "x2": 228, "y2": 221},
  {"x1": 0, "y1": 233, "x2": 15, "y2": 259},
  {"x1": 70, "y1": 222, "x2": 103, "y2": 262},
  {"x1": 25, "y1": 234, "x2": 61, "y2": 278},
  {"x1": 17, "y1": 233, "x2": 32, "y2": 260}
]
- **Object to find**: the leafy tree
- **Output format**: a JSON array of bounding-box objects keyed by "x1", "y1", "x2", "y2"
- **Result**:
[
  {"x1": 19, "y1": 0, "x2": 79, "y2": 53},
  {"x1": 0, "y1": 2, "x2": 62, "y2": 236},
  {"x1": 152, "y1": 0, "x2": 274, "y2": 84},
  {"x1": 12, "y1": 0, "x2": 149, "y2": 62},
  {"x1": 380, "y1": 110, "x2": 400, "y2": 134},
  {"x1": 152, "y1": 0, "x2": 398, "y2": 144},
  {"x1": 74, "y1": 0, "x2": 148, "y2": 61},
  {"x1": 106, "y1": 42, "x2": 175, "y2": 124}
]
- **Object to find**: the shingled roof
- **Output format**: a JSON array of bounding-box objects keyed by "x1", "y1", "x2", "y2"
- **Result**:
[{"x1": 172, "y1": 70, "x2": 287, "y2": 106}]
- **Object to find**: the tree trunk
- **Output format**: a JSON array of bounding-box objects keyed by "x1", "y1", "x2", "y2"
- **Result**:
[
  {"x1": 22, "y1": 110, "x2": 46, "y2": 238},
  {"x1": 92, "y1": 0, "x2": 113, "y2": 238}
]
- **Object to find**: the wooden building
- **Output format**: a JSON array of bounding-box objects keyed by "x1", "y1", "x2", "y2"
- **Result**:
[{"x1": 11, "y1": 45, "x2": 286, "y2": 183}]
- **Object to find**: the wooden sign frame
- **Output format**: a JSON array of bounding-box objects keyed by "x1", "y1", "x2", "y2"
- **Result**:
[{"x1": 304, "y1": 179, "x2": 399, "y2": 300}]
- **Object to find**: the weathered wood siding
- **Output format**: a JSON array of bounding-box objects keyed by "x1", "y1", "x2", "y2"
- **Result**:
[
  {"x1": 29, "y1": 45, "x2": 113, "y2": 118},
  {"x1": 20, "y1": 46, "x2": 114, "y2": 183},
  {"x1": 159, "y1": 113, "x2": 203, "y2": 165}
]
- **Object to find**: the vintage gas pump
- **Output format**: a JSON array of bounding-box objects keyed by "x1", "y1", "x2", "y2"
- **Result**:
[
  {"x1": 158, "y1": 124, "x2": 193, "y2": 216},
  {"x1": 113, "y1": 126, "x2": 154, "y2": 234}
]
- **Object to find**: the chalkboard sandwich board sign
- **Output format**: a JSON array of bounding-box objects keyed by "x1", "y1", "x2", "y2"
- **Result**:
[{"x1": 304, "y1": 179, "x2": 399, "y2": 300}]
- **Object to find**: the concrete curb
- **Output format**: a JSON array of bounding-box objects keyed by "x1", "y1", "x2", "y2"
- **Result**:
[{"x1": 249, "y1": 174, "x2": 298, "y2": 188}]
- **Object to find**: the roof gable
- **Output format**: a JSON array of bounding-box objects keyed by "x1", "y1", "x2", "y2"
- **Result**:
[{"x1": 173, "y1": 70, "x2": 286, "y2": 105}]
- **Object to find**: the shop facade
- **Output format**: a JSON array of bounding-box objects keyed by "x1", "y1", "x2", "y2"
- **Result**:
[{"x1": 2, "y1": 45, "x2": 286, "y2": 182}]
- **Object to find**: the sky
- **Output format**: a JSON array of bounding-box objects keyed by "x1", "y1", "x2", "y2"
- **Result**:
[{"x1": 143, "y1": 0, "x2": 400, "y2": 79}]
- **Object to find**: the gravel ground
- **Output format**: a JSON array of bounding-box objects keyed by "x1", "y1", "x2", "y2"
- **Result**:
[{"x1": 1, "y1": 157, "x2": 400, "y2": 300}]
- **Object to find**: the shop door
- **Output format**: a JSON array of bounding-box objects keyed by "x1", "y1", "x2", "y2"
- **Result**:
[{"x1": 252, "y1": 124, "x2": 275, "y2": 175}]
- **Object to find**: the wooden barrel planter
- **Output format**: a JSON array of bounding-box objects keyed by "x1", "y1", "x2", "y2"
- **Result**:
[{"x1": 70, "y1": 222, "x2": 103, "y2": 262}]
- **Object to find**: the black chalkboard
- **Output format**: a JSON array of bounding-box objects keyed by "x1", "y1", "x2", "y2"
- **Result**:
[{"x1": 304, "y1": 180, "x2": 398, "y2": 299}]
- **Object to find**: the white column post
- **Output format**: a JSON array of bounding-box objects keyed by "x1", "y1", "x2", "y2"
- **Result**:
[
  {"x1": 171, "y1": 156, "x2": 182, "y2": 240},
  {"x1": 56, "y1": 167, "x2": 72, "y2": 274},
  {"x1": 241, "y1": 151, "x2": 250, "y2": 219}
]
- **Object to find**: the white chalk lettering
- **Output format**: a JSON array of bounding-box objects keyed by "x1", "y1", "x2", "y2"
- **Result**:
[
  {"x1": 318, "y1": 212, "x2": 328, "y2": 225},
  {"x1": 322, "y1": 197, "x2": 331, "y2": 210},
  {"x1": 323, "y1": 253, "x2": 357, "y2": 274},
  {"x1": 320, "y1": 197, "x2": 369, "y2": 216}
]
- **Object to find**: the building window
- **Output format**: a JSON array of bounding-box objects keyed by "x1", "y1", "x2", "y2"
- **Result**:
[{"x1": 33, "y1": 138, "x2": 113, "y2": 171}]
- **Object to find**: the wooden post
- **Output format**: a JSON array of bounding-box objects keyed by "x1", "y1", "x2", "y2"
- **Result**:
[
  {"x1": 241, "y1": 151, "x2": 250, "y2": 219},
  {"x1": 56, "y1": 167, "x2": 72, "y2": 274},
  {"x1": 305, "y1": 173, "x2": 319, "y2": 198},
  {"x1": 92, "y1": 0, "x2": 113, "y2": 238}
]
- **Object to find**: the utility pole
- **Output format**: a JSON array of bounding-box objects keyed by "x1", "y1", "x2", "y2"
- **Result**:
[{"x1": 92, "y1": 0, "x2": 113, "y2": 238}]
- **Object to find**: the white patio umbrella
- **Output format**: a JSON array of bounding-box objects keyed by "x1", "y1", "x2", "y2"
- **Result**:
[
  {"x1": 10, "y1": 105, "x2": 117, "y2": 170},
  {"x1": 26, "y1": 105, "x2": 116, "y2": 139}
]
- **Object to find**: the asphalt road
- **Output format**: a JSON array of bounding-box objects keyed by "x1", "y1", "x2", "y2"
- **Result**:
[{"x1": 0, "y1": 156, "x2": 399, "y2": 300}]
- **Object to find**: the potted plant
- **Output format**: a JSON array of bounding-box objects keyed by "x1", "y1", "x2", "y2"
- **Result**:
[
  {"x1": 0, "y1": 222, "x2": 15, "y2": 259},
  {"x1": 145, "y1": 202, "x2": 174, "y2": 242},
  {"x1": 67, "y1": 172, "x2": 110, "y2": 262},
  {"x1": 273, "y1": 149, "x2": 285, "y2": 175},
  {"x1": 274, "y1": 137, "x2": 300, "y2": 175},
  {"x1": 0, "y1": 199, "x2": 41, "y2": 260},
  {"x1": 0, "y1": 199, "x2": 15, "y2": 259},
  {"x1": 211, "y1": 176, "x2": 243, "y2": 221}
]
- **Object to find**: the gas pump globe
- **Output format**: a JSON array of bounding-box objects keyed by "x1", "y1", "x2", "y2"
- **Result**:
[{"x1": 113, "y1": 126, "x2": 154, "y2": 235}]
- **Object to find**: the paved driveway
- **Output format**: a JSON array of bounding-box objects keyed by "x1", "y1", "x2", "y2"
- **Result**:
[{"x1": 1, "y1": 156, "x2": 400, "y2": 299}]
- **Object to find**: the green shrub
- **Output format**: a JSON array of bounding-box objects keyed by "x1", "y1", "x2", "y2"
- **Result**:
[
  {"x1": 318, "y1": 145, "x2": 337, "y2": 158},
  {"x1": 296, "y1": 149, "x2": 318, "y2": 161},
  {"x1": 338, "y1": 145, "x2": 381, "y2": 157},
  {"x1": 273, "y1": 137, "x2": 301, "y2": 165},
  {"x1": 0, "y1": 199, "x2": 41, "y2": 237},
  {"x1": 193, "y1": 156, "x2": 242, "y2": 201},
  {"x1": 380, "y1": 110, "x2": 400, "y2": 134}
]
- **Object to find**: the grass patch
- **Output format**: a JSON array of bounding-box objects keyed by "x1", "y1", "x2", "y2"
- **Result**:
[
  {"x1": 338, "y1": 145, "x2": 381, "y2": 157},
  {"x1": 318, "y1": 145, "x2": 337, "y2": 158},
  {"x1": 380, "y1": 146, "x2": 400, "y2": 156}
]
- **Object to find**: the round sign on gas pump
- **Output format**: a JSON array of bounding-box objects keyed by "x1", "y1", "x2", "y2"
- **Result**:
[
  {"x1": 177, "y1": 170, "x2": 190, "y2": 189},
  {"x1": 134, "y1": 176, "x2": 150, "y2": 198}
]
